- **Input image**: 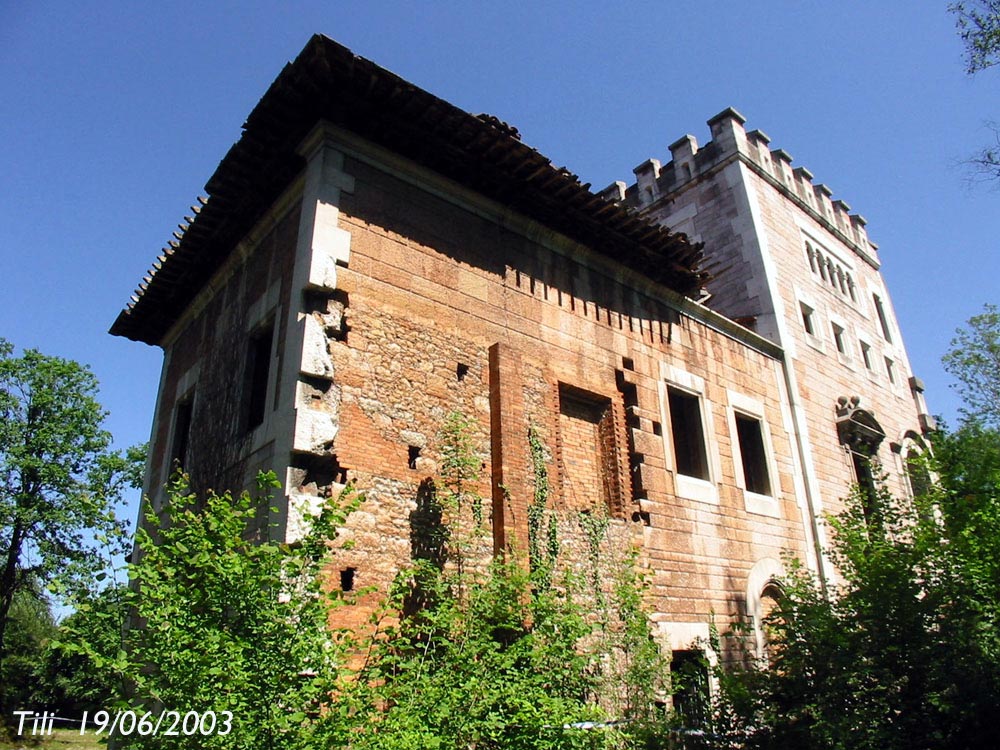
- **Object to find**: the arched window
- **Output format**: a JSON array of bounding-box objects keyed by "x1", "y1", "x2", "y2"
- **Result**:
[
  {"x1": 836, "y1": 396, "x2": 886, "y2": 526},
  {"x1": 901, "y1": 431, "x2": 933, "y2": 500},
  {"x1": 746, "y1": 558, "x2": 784, "y2": 662}
]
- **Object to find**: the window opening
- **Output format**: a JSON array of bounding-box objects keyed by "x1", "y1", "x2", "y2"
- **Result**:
[
  {"x1": 408, "y1": 445, "x2": 421, "y2": 470},
  {"x1": 670, "y1": 650, "x2": 711, "y2": 730},
  {"x1": 668, "y1": 387, "x2": 709, "y2": 480},
  {"x1": 800, "y1": 302, "x2": 816, "y2": 336},
  {"x1": 852, "y1": 450, "x2": 879, "y2": 526},
  {"x1": 245, "y1": 324, "x2": 274, "y2": 432},
  {"x1": 885, "y1": 357, "x2": 896, "y2": 384},
  {"x1": 340, "y1": 567, "x2": 356, "y2": 592},
  {"x1": 456, "y1": 362, "x2": 470, "y2": 381},
  {"x1": 860, "y1": 341, "x2": 873, "y2": 370},
  {"x1": 836, "y1": 396, "x2": 886, "y2": 529},
  {"x1": 873, "y1": 294, "x2": 893, "y2": 342},
  {"x1": 759, "y1": 583, "x2": 784, "y2": 662},
  {"x1": 735, "y1": 414, "x2": 772, "y2": 496},
  {"x1": 171, "y1": 398, "x2": 194, "y2": 470},
  {"x1": 832, "y1": 323, "x2": 846, "y2": 355}
]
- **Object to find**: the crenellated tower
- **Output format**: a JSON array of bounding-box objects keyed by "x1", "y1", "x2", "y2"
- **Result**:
[{"x1": 607, "y1": 107, "x2": 934, "y2": 581}]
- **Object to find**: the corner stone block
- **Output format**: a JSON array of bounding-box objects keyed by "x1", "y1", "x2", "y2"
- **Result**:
[
  {"x1": 308, "y1": 202, "x2": 352, "y2": 291},
  {"x1": 285, "y1": 491, "x2": 326, "y2": 543},
  {"x1": 293, "y1": 406, "x2": 339, "y2": 453},
  {"x1": 300, "y1": 315, "x2": 334, "y2": 379}
]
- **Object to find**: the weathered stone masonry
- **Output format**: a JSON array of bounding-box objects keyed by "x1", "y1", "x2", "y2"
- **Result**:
[{"x1": 112, "y1": 36, "x2": 930, "y2": 666}]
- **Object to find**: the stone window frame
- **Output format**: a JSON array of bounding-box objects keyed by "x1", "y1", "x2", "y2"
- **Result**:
[
  {"x1": 726, "y1": 390, "x2": 781, "y2": 518},
  {"x1": 803, "y1": 234, "x2": 858, "y2": 305},
  {"x1": 658, "y1": 365, "x2": 720, "y2": 505},
  {"x1": 884, "y1": 355, "x2": 897, "y2": 387},
  {"x1": 827, "y1": 312, "x2": 854, "y2": 369},
  {"x1": 746, "y1": 557, "x2": 784, "y2": 662},
  {"x1": 872, "y1": 292, "x2": 894, "y2": 343},
  {"x1": 795, "y1": 289, "x2": 825, "y2": 354},
  {"x1": 858, "y1": 336, "x2": 877, "y2": 380},
  {"x1": 241, "y1": 281, "x2": 283, "y2": 456}
]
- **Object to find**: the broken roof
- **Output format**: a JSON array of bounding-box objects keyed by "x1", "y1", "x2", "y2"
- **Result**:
[{"x1": 110, "y1": 34, "x2": 708, "y2": 345}]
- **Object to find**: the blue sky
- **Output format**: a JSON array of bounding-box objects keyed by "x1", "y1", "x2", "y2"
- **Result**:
[{"x1": 1, "y1": 2, "x2": 996, "y2": 520}]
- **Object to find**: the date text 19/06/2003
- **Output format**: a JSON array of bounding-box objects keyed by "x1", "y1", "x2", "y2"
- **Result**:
[{"x1": 12, "y1": 709, "x2": 233, "y2": 737}]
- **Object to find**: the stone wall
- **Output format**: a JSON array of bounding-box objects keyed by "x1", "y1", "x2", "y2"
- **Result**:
[
  {"x1": 144, "y1": 198, "x2": 302, "y2": 508},
  {"x1": 619, "y1": 108, "x2": 931, "y2": 583},
  {"x1": 297, "y1": 134, "x2": 815, "y2": 650}
]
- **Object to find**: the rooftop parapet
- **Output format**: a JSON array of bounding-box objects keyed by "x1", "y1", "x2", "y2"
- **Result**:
[{"x1": 620, "y1": 107, "x2": 880, "y2": 265}]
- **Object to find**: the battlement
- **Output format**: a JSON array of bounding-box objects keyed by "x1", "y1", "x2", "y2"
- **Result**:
[{"x1": 604, "y1": 108, "x2": 879, "y2": 266}]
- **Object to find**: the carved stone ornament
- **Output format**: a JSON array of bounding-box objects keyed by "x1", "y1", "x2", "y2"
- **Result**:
[{"x1": 835, "y1": 396, "x2": 886, "y2": 454}]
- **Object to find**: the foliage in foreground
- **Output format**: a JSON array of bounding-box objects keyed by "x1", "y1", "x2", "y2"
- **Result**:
[
  {"x1": 60, "y1": 473, "x2": 359, "y2": 750},
  {"x1": 710, "y1": 423, "x2": 1000, "y2": 749},
  {"x1": 57, "y1": 413, "x2": 671, "y2": 749}
]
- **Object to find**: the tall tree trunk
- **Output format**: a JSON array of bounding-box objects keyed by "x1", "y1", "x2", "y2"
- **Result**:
[{"x1": 0, "y1": 519, "x2": 25, "y2": 660}]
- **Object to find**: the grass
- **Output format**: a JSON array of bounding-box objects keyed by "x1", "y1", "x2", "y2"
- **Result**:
[{"x1": 0, "y1": 728, "x2": 102, "y2": 750}]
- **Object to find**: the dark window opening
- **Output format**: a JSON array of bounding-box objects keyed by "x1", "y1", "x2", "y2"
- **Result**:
[
  {"x1": 668, "y1": 387, "x2": 709, "y2": 480},
  {"x1": 245, "y1": 324, "x2": 274, "y2": 432},
  {"x1": 652, "y1": 421, "x2": 662, "y2": 436},
  {"x1": 631, "y1": 510, "x2": 651, "y2": 526},
  {"x1": 671, "y1": 650, "x2": 710, "y2": 730},
  {"x1": 800, "y1": 302, "x2": 815, "y2": 336},
  {"x1": 832, "y1": 323, "x2": 846, "y2": 355},
  {"x1": 906, "y1": 453, "x2": 932, "y2": 499},
  {"x1": 736, "y1": 413, "x2": 772, "y2": 495},
  {"x1": 622, "y1": 357, "x2": 635, "y2": 371},
  {"x1": 759, "y1": 583, "x2": 784, "y2": 662},
  {"x1": 852, "y1": 450, "x2": 879, "y2": 526},
  {"x1": 408, "y1": 445, "x2": 421, "y2": 470},
  {"x1": 860, "y1": 341, "x2": 873, "y2": 370},
  {"x1": 289, "y1": 453, "x2": 348, "y2": 495},
  {"x1": 340, "y1": 567, "x2": 356, "y2": 592},
  {"x1": 873, "y1": 294, "x2": 893, "y2": 342},
  {"x1": 170, "y1": 398, "x2": 194, "y2": 470},
  {"x1": 456, "y1": 362, "x2": 469, "y2": 381}
]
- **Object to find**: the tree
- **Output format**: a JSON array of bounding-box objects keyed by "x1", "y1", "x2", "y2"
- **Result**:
[
  {"x1": 317, "y1": 414, "x2": 669, "y2": 750},
  {"x1": 62, "y1": 413, "x2": 669, "y2": 749},
  {"x1": 942, "y1": 303, "x2": 1000, "y2": 427},
  {"x1": 952, "y1": 1, "x2": 1000, "y2": 73},
  {"x1": 0, "y1": 581, "x2": 57, "y2": 717},
  {"x1": 88, "y1": 473, "x2": 362, "y2": 750},
  {"x1": 950, "y1": 2, "x2": 1000, "y2": 181},
  {"x1": 705, "y1": 425, "x2": 1000, "y2": 749},
  {"x1": 0, "y1": 339, "x2": 144, "y2": 709},
  {"x1": 41, "y1": 584, "x2": 131, "y2": 717}
]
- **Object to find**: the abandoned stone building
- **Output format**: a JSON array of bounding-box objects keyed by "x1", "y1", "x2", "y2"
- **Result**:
[{"x1": 111, "y1": 35, "x2": 933, "y2": 664}]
